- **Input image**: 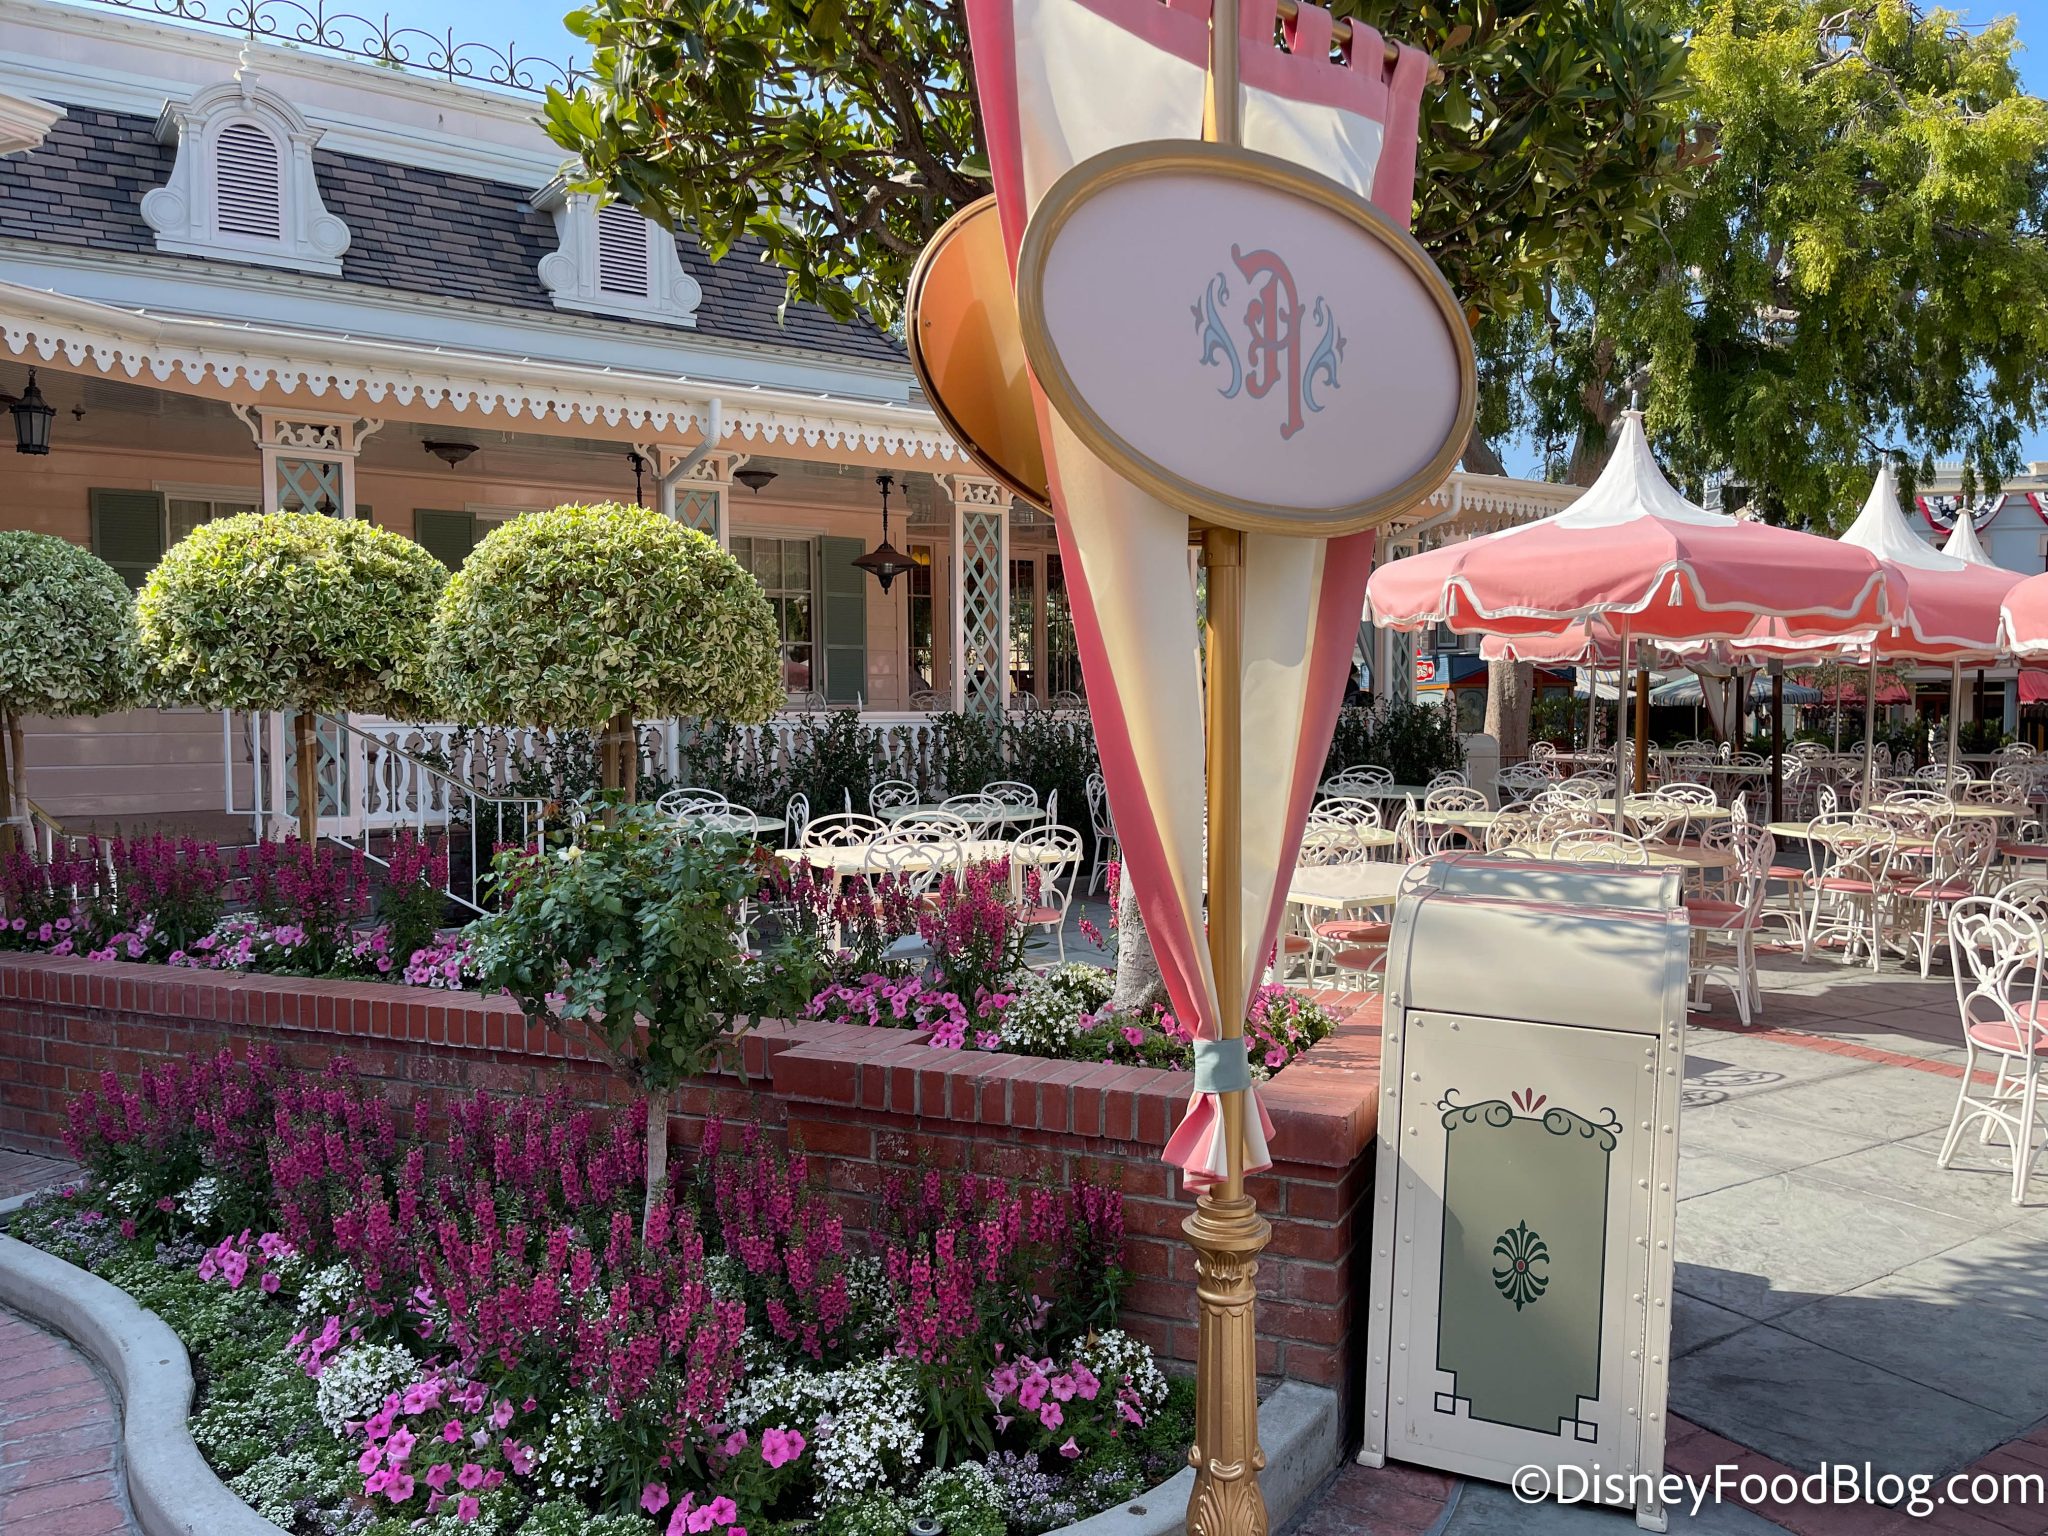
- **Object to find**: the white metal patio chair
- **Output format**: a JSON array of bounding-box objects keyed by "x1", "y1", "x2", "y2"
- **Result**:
[
  {"x1": 1013, "y1": 823, "x2": 1083, "y2": 965},
  {"x1": 1548, "y1": 828, "x2": 1652, "y2": 866},
  {"x1": 785, "y1": 793, "x2": 810, "y2": 846},
  {"x1": 657, "y1": 787, "x2": 730, "y2": 818},
  {"x1": 1803, "y1": 820, "x2": 1896, "y2": 969},
  {"x1": 941, "y1": 794, "x2": 1006, "y2": 840},
  {"x1": 869, "y1": 779, "x2": 920, "y2": 816},
  {"x1": 1943, "y1": 896, "x2": 2048, "y2": 1203},
  {"x1": 800, "y1": 811, "x2": 886, "y2": 849},
  {"x1": 1685, "y1": 819, "x2": 1774, "y2": 1024},
  {"x1": 1893, "y1": 819, "x2": 1999, "y2": 977},
  {"x1": 1084, "y1": 772, "x2": 1118, "y2": 894}
]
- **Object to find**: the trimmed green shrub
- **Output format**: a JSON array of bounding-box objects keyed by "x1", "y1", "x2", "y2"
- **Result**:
[{"x1": 430, "y1": 503, "x2": 782, "y2": 733}]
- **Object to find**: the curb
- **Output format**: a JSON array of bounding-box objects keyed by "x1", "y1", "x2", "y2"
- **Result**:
[
  {"x1": 0, "y1": 1226, "x2": 1339, "y2": 1536},
  {"x1": 0, "y1": 1233, "x2": 289, "y2": 1536},
  {"x1": 1052, "y1": 1382, "x2": 1343, "y2": 1536}
]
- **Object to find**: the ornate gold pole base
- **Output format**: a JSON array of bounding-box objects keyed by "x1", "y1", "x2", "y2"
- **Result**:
[{"x1": 1184, "y1": 1191, "x2": 1273, "y2": 1536}]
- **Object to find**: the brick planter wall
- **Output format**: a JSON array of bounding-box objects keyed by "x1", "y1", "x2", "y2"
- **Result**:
[{"x1": 0, "y1": 953, "x2": 1382, "y2": 1417}]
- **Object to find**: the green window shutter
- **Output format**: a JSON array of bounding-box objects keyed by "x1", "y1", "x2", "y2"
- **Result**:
[
  {"x1": 819, "y1": 535, "x2": 868, "y2": 705},
  {"x1": 413, "y1": 509, "x2": 477, "y2": 571},
  {"x1": 89, "y1": 488, "x2": 166, "y2": 591}
]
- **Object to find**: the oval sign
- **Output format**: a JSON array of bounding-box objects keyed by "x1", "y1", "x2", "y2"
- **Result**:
[
  {"x1": 905, "y1": 196, "x2": 1050, "y2": 509},
  {"x1": 1016, "y1": 141, "x2": 1476, "y2": 537}
]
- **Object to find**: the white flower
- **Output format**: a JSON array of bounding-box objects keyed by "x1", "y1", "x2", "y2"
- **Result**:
[
  {"x1": 1077, "y1": 1329, "x2": 1168, "y2": 1415},
  {"x1": 178, "y1": 1176, "x2": 223, "y2": 1224},
  {"x1": 293, "y1": 1263, "x2": 358, "y2": 1327},
  {"x1": 728, "y1": 1357, "x2": 924, "y2": 1509},
  {"x1": 313, "y1": 1343, "x2": 416, "y2": 1437}
]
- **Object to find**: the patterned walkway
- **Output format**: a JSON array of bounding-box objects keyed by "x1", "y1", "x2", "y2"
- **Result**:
[{"x1": 0, "y1": 1309, "x2": 137, "y2": 1536}]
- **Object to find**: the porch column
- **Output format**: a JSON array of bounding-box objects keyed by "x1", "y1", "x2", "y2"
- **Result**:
[
  {"x1": 233, "y1": 406, "x2": 381, "y2": 516},
  {"x1": 1379, "y1": 534, "x2": 1418, "y2": 703},
  {"x1": 936, "y1": 474, "x2": 1011, "y2": 715},
  {"x1": 652, "y1": 447, "x2": 744, "y2": 547}
]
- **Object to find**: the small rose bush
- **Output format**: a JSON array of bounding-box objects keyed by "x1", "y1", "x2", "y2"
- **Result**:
[{"x1": 18, "y1": 1058, "x2": 1191, "y2": 1536}]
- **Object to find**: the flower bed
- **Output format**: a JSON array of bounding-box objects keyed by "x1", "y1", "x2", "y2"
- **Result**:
[
  {"x1": 3, "y1": 826, "x2": 1334, "y2": 1080},
  {"x1": 15, "y1": 1049, "x2": 1195, "y2": 1536}
]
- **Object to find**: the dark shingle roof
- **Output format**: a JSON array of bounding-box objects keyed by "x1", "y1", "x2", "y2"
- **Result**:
[{"x1": 0, "y1": 106, "x2": 905, "y2": 368}]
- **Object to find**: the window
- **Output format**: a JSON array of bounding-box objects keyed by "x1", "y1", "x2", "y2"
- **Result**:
[
  {"x1": 1008, "y1": 556, "x2": 1037, "y2": 700},
  {"x1": 141, "y1": 79, "x2": 350, "y2": 274},
  {"x1": 169, "y1": 492, "x2": 259, "y2": 542},
  {"x1": 532, "y1": 179, "x2": 703, "y2": 325},
  {"x1": 1045, "y1": 553, "x2": 1082, "y2": 699},
  {"x1": 214, "y1": 123, "x2": 283, "y2": 240},
  {"x1": 91, "y1": 488, "x2": 262, "y2": 590},
  {"x1": 733, "y1": 535, "x2": 816, "y2": 693},
  {"x1": 906, "y1": 544, "x2": 937, "y2": 693},
  {"x1": 597, "y1": 203, "x2": 652, "y2": 299}
]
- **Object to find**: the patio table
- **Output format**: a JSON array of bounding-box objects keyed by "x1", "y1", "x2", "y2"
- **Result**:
[
  {"x1": 1318, "y1": 781, "x2": 1431, "y2": 802},
  {"x1": 1308, "y1": 825, "x2": 1404, "y2": 851},
  {"x1": 1285, "y1": 859, "x2": 1417, "y2": 913},
  {"x1": 880, "y1": 802, "x2": 1044, "y2": 828},
  {"x1": 1526, "y1": 839, "x2": 1735, "y2": 873},
  {"x1": 776, "y1": 837, "x2": 1068, "y2": 900}
]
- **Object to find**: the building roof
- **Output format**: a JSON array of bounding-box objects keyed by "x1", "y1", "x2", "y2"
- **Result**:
[{"x1": 0, "y1": 104, "x2": 906, "y2": 368}]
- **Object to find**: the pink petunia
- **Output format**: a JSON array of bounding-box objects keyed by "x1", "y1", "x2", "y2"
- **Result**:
[
  {"x1": 457, "y1": 1463, "x2": 485, "y2": 1491},
  {"x1": 641, "y1": 1483, "x2": 671, "y2": 1514},
  {"x1": 424, "y1": 1463, "x2": 454, "y2": 1493},
  {"x1": 455, "y1": 1494, "x2": 480, "y2": 1523},
  {"x1": 1060, "y1": 1437, "x2": 1082, "y2": 1459},
  {"x1": 441, "y1": 1420, "x2": 465, "y2": 1444},
  {"x1": 357, "y1": 1447, "x2": 382, "y2": 1476},
  {"x1": 386, "y1": 1472, "x2": 415, "y2": 1503},
  {"x1": 1040, "y1": 1401, "x2": 1064, "y2": 1430},
  {"x1": 385, "y1": 1428, "x2": 416, "y2": 1463}
]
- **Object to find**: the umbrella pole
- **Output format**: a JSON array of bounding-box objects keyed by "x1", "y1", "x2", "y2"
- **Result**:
[
  {"x1": 1863, "y1": 657, "x2": 1878, "y2": 806},
  {"x1": 1771, "y1": 666, "x2": 1785, "y2": 823},
  {"x1": 1948, "y1": 662, "x2": 1964, "y2": 781},
  {"x1": 1615, "y1": 626, "x2": 1632, "y2": 826},
  {"x1": 1635, "y1": 663, "x2": 1651, "y2": 795}
]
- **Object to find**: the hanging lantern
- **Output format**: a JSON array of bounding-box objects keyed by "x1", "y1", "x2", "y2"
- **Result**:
[
  {"x1": 852, "y1": 472, "x2": 917, "y2": 593},
  {"x1": 10, "y1": 369, "x2": 55, "y2": 455}
]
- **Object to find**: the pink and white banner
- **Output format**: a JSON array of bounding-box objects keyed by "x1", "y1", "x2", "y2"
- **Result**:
[{"x1": 965, "y1": 0, "x2": 1431, "y2": 1188}]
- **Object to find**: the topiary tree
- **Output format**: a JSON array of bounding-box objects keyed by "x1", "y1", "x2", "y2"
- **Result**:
[
  {"x1": 137, "y1": 513, "x2": 449, "y2": 844},
  {"x1": 428, "y1": 503, "x2": 783, "y2": 811},
  {"x1": 0, "y1": 532, "x2": 144, "y2": 855}
]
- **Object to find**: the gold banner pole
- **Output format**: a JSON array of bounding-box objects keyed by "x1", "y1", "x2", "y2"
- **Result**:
[{"x1": 1186, "y1": 7, "x2": 1272, "y2": 1536}]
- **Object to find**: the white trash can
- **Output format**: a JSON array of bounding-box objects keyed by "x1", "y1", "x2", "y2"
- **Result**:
[{"x1": 1358, "y1": 854, "x2": 1690, "y2": 1532}]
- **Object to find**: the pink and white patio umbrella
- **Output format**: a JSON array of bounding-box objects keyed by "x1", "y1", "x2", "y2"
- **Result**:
[
  {"x1": 1368, "y1": 413, "x2": 1895, "y2": 643},
  {"x1": 1369, "y1": 413, "x2": 1898, "y2": 803},
  {"x1": 1728, "y1": 467, "x2": 2021, "y2": 786}
]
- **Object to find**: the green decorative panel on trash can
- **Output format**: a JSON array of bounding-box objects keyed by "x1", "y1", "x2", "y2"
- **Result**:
[{"x1": 1435, "y1": 1092, "x2": 1620, "y2": 1438}]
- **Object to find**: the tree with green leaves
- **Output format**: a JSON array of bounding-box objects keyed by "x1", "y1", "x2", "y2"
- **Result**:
[
  {"x1": 428, "y1": 503, "x2": 784, "y2": 809},
  {"x1": 545, "y1": 0, "x2": 1693, "y2": 340},
  {"x1": 1508, "y1": 0, "x2": 2048, "y2": 525},
  {"x1": 137, "y1": 514, "x2": 446, "y2": 844},
  {"x1": 476, "y1": 812, "x2": 819, "y2": 1231},
  {"x1": 0, "y1": 532, "x2": 144, "y2": 855}
]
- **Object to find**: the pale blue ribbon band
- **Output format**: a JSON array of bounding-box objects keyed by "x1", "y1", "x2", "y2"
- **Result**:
[{"x1": 1192, "y1": 1036, "x2": 1252, "y2": 1094}]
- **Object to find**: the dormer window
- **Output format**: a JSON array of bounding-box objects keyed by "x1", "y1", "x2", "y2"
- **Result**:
[
  {"x1": 597, "y1": 202, "x2": 652, "y2": 299},
  {"x1": 534, "y1": 176, "x2": 702, "y2": 326},
  {"x1": 214, "y1": 123, "x2": 283, "y2": 240},
  {"x1": 141, "y1": 72, "x2": 350, "y2": 275}
]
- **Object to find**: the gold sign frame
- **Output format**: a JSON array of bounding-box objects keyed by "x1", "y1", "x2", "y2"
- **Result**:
[
  {"x1": 903, "y1": 195, "x2": 1052, "y2": 510},
  {"x1": 1014, "y1": 139, "x2": 1477, "y2": 538}
]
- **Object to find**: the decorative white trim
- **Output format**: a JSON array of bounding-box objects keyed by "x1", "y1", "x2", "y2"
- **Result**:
[
  {"x1": 141, "y1": 70, "x2": 351, "y2": 275},
  {"x1": 532, "y1": 176, "x2": 701, "y2": 327},
  {"x1": 231, "y1": 403, "x2": 379, "y2": 512},
  {"x1": 0, "y1": 87, "x2": 60, "y2": 155},
  {"x1": 0, "y1": 278, "x2": 962, "y2": 463},
  {"x1": 0, "y1": 244, "x2": 914, "y2": 404}
]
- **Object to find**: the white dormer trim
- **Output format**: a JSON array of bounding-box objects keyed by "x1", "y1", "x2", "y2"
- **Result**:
[
  {"x1": 141, "y1": 69, "x2": 351, "y2": 275},
  {"x1": 532, "y1": 174, "x2": 701, "y2": 327},
  {"x1": 0, "y1": 89, "x2": 62, "y2": 156}
]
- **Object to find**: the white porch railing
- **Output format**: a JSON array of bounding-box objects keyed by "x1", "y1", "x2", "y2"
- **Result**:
[{"x1": 224, "y1": 712, "x2": 548, "y2": 915}]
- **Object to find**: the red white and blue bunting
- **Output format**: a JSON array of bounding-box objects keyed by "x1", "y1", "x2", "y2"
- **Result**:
[{"x1": 1916, "y1": 492, "x2": 2005, "y2": 532}]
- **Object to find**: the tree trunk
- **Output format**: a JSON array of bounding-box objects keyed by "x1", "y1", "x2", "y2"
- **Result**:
[
  {"x1": 293, "y1": 709, "x2": 319, "y2": 845},
  {"x1": 1484, "y1": 661, "x2": 1534, "y2": 764},
  {"x1": 1112, "y1": 877, "x2": 1168, "y2": 1012},
  {"x1": 0, "y1": 708, "x2": 16, "y2": 861},
  {"x1": 642, "y1": 1084, "x2": 669, "y2": 1240},
  {"x1": 598, "y1": 710, "x2": 637, "y2": 827}
]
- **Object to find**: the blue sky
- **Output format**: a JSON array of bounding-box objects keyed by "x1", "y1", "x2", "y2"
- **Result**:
[{"x1": 353, "y1": 0, "x2": 2048, "y2": 471}]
